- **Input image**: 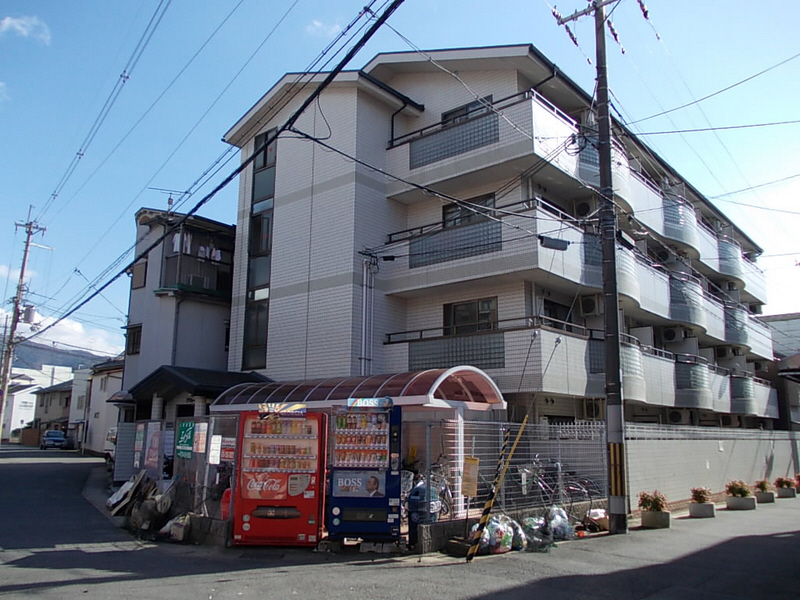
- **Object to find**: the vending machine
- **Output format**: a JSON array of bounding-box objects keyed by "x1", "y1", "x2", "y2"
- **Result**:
[
  {"x1": 232, "y1": 408, "x2": 327, "y2": 546},
  {"x1": 326, "y1": 399, "x2": 402, "y2": 541}
]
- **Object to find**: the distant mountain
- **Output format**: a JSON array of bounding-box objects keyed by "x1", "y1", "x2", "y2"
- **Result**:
[{"x1": 2, "y1": 337, "x2": 113, "y2": 371}]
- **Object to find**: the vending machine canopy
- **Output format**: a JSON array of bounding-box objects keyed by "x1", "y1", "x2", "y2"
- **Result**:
[{"x1": 211, "y1": 366, "x2": 505, "y2": 413}]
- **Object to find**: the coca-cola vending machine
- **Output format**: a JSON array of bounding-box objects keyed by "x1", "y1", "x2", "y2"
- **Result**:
[{"x1": 232, "y1": 408, "x2": 327, "y2": 546}]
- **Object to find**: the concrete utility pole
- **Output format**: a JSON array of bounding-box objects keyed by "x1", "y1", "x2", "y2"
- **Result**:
[
  {"x1": 0, "y1": 208, "x2": 46, "y2": 444},
  {"x1": 556, "y1": 0, "x2": 627, "y2": 534}
]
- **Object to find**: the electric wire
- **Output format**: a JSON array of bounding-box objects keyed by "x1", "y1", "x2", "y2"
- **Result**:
[{"x1": 18, "y1": 0, "x2": 406, "y2": 346}]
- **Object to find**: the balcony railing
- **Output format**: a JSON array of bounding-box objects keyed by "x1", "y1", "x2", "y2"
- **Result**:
[{"x1": 160, "y1": 255, "x2": 232, "y2": 298}]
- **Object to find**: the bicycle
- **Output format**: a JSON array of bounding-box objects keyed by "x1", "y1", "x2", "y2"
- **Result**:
[{"x1": 403, "y1": 454, "x2": 454, "y2": 519}]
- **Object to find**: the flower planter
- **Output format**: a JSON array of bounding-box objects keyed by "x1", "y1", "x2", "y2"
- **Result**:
[
  {"x1": 776, "y1": 487, "x2": 797, "y2": 499},
  {"x1": 688, "y1": 502, "x2": 716, "y2": 518},
  {"x1": 755, "y1": 491, "x2": 775, "y2": 504},
  {"x1": 726, "y1": 496, "x2": 757, "y2": 510},
  {"x1": 641, "y1": 510, "x2": 671, "y2": 529}
]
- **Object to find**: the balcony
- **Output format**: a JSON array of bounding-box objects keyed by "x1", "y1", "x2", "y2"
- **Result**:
[
  {"x1": 703, "y1": 293, "x2": 726, "y2": 341},
  {"x1": 620, "y1": 334, "x2": 646, "y2": 402},
  {"x1": 674, "y1": 354, "x2": 714, "y2": 410},
  {"x1": 740, "y1": 257, "x2": 767, "y2": 303},
  {"x1": 386, "y1": 91, "x2": 580, "y2": 202},
  {"x1": 747, "y1": 317, "x2": 773, "y2": 359},
  {"x1": 159, "y1": 254, "x2": 232, "y2": 299},
  {"x1": 634, "y1": 255, "x2": 670, "y2": 318},
  {"x1": 381, "y1": 202, "x2": 601, "y2": 295},
  {"x1": 640, "y1": 346, "x2": 676, "y2": 407},
  {"x1": 717, "y1": 236, "x2": 743, "y2": 280},
  {"x1": 724, "y1": 304, "x2": 749, "y2": 346},
  {"x1": 616, "y1": 245, "x2": 641, "y2": 307},
  {"x1": 730, "y1": 374, "x2": 758, "y2": 415},
  {"x1": 669, "y1": 273, "x2": 706, "y2": 330},
  {"x1": 708, "y1": 364, "x2": 732, "y2": 413},
  {"x1": 662, "y1": 193, "x2": 700, "y2": 252},
  {"x1": 626, "y1": 171, "x2": 664, "y2": 235}
]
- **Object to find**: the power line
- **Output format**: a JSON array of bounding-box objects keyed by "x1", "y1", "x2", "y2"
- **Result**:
[
  {"x1": 708, "y1": 172, "x2": 800, "y2": 199},
  {"x1": 37, "y1": 0, "x2": 173, "y2": 221},
  {"x1": 19, "y1": 0, "x2": 407, "y2": 347},
  {"x1": 628, "y1": 50, "x2": 800, "y2": 125},
  {"x1": 628, "y1": 119, "x2": 800, "y2": 136}
]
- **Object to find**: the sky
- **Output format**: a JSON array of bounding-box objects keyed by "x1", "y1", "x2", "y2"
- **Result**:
[{"x1": 1, "y1": 0, "x2": 798, "y2": 359}]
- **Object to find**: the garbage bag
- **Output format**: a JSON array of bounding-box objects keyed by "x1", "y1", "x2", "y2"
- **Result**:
[
  {"x1": 547, "y1": 505, "x2": 575, "y2": 541},
  {"x1": 496, "y1": 515, "x2": 527, "y2": 551},
  {"x1": 522, "y1": 516, "x2": 553, "y2": 552},
  {"x1": 469, "y1": 515, "x2": 523, "y2": 555}
]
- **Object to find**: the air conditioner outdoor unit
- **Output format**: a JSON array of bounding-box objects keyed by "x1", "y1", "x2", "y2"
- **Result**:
[
  {"x1": 721, "y1": 414, "x2": 740, "y2": 428},
  {"x1": 714, "y1": 346, "x2": 730, "y2": 359},
  {"x1": 667, "y1": 409, "x2": 692, "y2": 425},
  {"x1": 579, "y1": 295, "x2": 604, "y2": 317},
  {"x1": 583, "y1": 398, "x2": 604, "y2": 421},
  {"x1": 663, "y1": 327, "x2": 689, "y2": 342},
  {"x1": 575, "y1": 199, "x2": 597, "y2": 218},
  {"x1": 655, "y1": 249, "x2": 673, "y2": 263},
  {"x1": 753, "y1": 361, "x2": 765, "y2": 372}
]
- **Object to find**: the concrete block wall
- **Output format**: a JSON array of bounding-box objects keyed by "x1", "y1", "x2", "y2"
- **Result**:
[{"x1": 626, "y1": 428, "x2": 800, "y2": 506}]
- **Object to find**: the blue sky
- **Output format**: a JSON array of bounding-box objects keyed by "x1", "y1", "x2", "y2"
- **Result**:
[{"x1": 1, "y1": 0, "x2": 798, "y2": 357}]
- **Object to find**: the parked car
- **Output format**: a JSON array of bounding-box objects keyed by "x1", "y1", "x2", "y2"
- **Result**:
[{"x1": 40, "y1": 430, "x2": 68, "y2": 450}]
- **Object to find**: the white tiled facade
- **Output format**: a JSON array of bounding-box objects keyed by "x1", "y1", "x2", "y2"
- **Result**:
[{"x1": 225, "y1": 45, "x2": 785, "y2": 428}]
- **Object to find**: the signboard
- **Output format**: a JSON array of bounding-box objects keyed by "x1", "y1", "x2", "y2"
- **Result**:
[
  {"x1": 346, "y1": 398, "x2": 393, "y2": 408},
  {"x1": 176, "y1": 421, "x2": 195, "y2": 459},
  {"x1": 220, "y1": 437, "x2": 236, "y2": 462},
  {"x1": 331, "y1": 470, "x2": 386, "y2": 498},
  {"x1": 133, "y1": 423, "x2": 145, "y2": 469},
  {"x1": 462, "y1": 456, "x2": 480, "y2": 497},
  {"x1": 257, "y1": 402, "x2": 306, "y2": 416},
  {"x1": 193, "y1": 422, "x2": 208, "y2": 453},
  {"x1": 144, "y1": 424, "x2": 161, "y2": 469},
  {"x1": 208, "y1": 434, "x2": 222, "y2": 465}
]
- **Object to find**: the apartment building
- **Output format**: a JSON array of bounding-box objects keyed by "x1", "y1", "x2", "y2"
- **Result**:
[{"x1": 223, "y1": 44, "x2": 779, "y2": 428}]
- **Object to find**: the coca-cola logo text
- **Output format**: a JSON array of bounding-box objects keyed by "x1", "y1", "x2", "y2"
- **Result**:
[{"x1": 247, "y1": 477, "x2": 283, "y2": 492}]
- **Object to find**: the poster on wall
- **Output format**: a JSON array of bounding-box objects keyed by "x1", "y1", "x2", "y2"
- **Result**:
[
  {"x1": 208, "y1": 435, "x2": 222, "y2": 465},
  {"x1": 220, "y1": 437, "x2": 236, "y2": 462},
  {"x1": 331, "y1": 470, "x2": 386, "y2": 498},
  {"x1": 176, "y1": 421, "x2": 195, "y2": 459},
  {"x1": 462, "y1": 456, "x2": 480, "y2": 497},
  {"x1": 144, "y1": 424, "x2": 161, "y2": 469},
  {"x1": 133, "y1": 423, "x2": 145, "y2": 469},
  {"x1": 193, "y1": 422, "x2": 208, "y2": 453}
]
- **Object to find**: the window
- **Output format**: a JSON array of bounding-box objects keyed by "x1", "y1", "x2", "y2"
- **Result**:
[
  {"x1": 442, "y1": 96, "x2": 493, "y2": 126},
  {"x1": 252, "y1": 130, "x2": 277, "y2": 209},
  {"x1": 77, "y1": 395, "x2": 85, "y2": 409},
  {"x1": 126, "y1": 325, "x2": 142, "y2": 355},
  {"x1": 99, "y1": 377, "x2": 107, "y2": 392},
  {"x1": 131, "y1": 259, "x2": 147, "y2": 289},
  {"x1": 444, "y1": 297, "x2": 498, "y2": 335},
  {"x1": 250, "y1": 212, "x2": 272, "y2": 256},
  {"x1": 242, "y1": 300, "x2": 269, "y2": 369},
  {"x1": 443, "y1": 194, "x2": 495, "y2": 229},
  {"x1": 542, "y1": 299, "x2": 572, "y2": 330}
]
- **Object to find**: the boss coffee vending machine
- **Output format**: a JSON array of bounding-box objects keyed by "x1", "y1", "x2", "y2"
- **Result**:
[
  {"x1": 232, "y1": 406, "x2": 327, "y2": 546},
  {"x1": 326, "y1": 399, "x2": 402, "y2": 542}
]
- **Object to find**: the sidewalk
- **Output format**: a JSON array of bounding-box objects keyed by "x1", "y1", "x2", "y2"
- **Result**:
[{"x1": 81, "y1": 465, "x2": 800, "y2": 598}]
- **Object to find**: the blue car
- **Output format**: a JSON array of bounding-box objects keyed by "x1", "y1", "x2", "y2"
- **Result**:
[{"x1": 40, "y1": 430, "x2": 68, "y2": 450}]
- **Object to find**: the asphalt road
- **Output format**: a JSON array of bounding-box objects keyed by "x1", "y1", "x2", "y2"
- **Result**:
[{"x1": 1, "y1": 446, "x2": 798, "y2": 599}]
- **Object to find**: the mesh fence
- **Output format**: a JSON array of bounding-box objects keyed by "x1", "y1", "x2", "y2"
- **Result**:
[
  {"x1": 171, "y1": 415, "x2": 239, "y2": 520},
  {"x1": 402, "y1": 420, "x2": 607, "y2": 520}
]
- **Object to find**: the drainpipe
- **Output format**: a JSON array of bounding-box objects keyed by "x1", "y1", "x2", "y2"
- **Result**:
[
  {"x1": 531, "y1": 66, "x2": 559, "y2": 92},
  {"x1": 359, "y1": 255, "x2": 377, "y2": 376},
  {"x1": 171, "y1": 296, "x2": 183, "y2": 366},
  {"x1": 389, "y1": 101, "x2": 408, "y2": 147}
]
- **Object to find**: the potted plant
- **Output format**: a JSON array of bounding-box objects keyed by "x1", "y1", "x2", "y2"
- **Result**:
[
  {"x1": 754, "y1": 479, "x2": 775, "y2": 504},
  {"x1": 725, "y1": 480, "x2": 756, "y2": 510},
  {"x1": 688, "y1": 486, "x2": 715, "y2": 518},
  {"x1": 774, "y1": 477, "x2": 797, "y2": 499},
  {"x1": 638, "y1": 490, "x2": 671, "y2": 528}
]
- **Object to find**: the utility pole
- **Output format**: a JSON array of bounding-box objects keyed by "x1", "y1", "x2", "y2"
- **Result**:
[
  {"x1": 0, "y1": 208, "x2": 46, "y2": 445},
  {"x1": 556, "y1": 0, "x2": 627, "y2": 533}
]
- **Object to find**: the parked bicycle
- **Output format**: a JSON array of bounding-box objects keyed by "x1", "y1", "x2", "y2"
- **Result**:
[{"x1": 401, "y1": 454, "x2": 454, "y2": 519}]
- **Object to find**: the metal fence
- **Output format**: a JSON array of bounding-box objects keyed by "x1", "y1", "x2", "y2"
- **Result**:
[{"x1": 402, "y1": 419, "x2": 607, "y2": 519}]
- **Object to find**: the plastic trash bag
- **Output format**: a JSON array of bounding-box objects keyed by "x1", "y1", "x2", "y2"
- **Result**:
[
  {"x1": 522, "y1": 516, "x2": 553, "y2": 552},
  {"x1": 469, "y1": 514, "x2": 525, "y2": 555},
  {"x1": 547, "y1": 505, "x2": 575, "y2": 541}
]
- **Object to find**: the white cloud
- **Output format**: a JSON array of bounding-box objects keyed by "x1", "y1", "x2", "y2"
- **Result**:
[
  {"x1": 0, "y1": 16, "x2": 51, "y2": 44},
  {"x1": 306, "y1": 19, "x2": 341, "y2": 38},
  {"x1": 0, "y1": 308, "x2": 124, "y2": 357},
  {"x1": 0, "y1": 264, "x2": 35, "y2": 284},
  {"x1": 0, "y1": 82, "x2": 8, "y2": 103}
]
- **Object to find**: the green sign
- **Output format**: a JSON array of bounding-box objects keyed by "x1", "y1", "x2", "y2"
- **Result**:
[{"x1": 176, "y1": 421, "x2": 195, "y2": 459}]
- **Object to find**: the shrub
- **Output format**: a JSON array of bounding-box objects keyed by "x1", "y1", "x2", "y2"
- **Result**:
[
  {"x1": 775, "y1": 477, "x2": 796, "y2": 489},
  {"x1": 690, "y1": 486, "x2": 712, "y2": 503},
  {"x1": 725, "y1": 480, "x2": 751, "y2": 498},
  {"x1": 754, "y1": 479, "x2": 770, "y2": 493},
  {"x1": 638, "y1": 490, "x2": 668, "y2": 512}
]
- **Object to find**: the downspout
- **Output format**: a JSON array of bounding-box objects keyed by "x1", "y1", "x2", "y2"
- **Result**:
[
  {"x1": 171, "y1": 296, "x2": 183, "y2": 366},
  {"x1": 359, "y1": 255, "x2": 377, "y2": 376},
  {"x1": 389, "y1": 101, "x2": 408, "y2": 147},
  {"x1": 531, "y1": 65, "x2": 559, "y2": 92}
]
